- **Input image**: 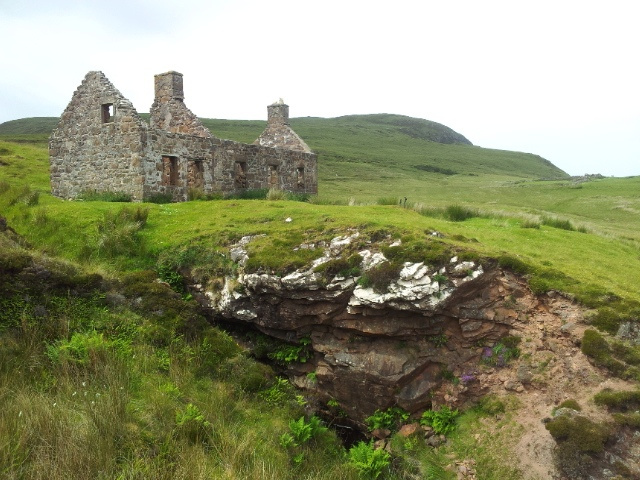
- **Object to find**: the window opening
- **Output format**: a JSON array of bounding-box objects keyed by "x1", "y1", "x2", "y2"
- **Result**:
[
  {"x1": 234, "y1": 162, "x2": 247, "y2": 188},
  {"x1": 101, "y1": 103, "x2": 114, "y2": 123},
  {"x1": 268, "y1": 165, "x2": 278, "y2": 189},
  {"x1": 296, "y1": 167, "x2": 305, "y2": 189},
  {"x1": 188, "y1": 159, "x2": 204, "y2": 189},
  {"x1": 162, "y1": 156, "x2": 179, "y2": 186}
]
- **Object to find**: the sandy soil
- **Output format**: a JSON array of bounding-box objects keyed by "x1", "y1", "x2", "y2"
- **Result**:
[{"x1": 481, "y1": 292, "x2": 636, "y2": 479}]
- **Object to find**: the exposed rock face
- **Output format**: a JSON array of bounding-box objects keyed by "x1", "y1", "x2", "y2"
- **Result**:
[{"x1": 192, "y1": 233, "x2": 546, "y2": 424}]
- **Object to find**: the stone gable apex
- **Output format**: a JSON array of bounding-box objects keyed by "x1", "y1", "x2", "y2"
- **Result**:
[
  {"x1": 52, "y1": 71, "x2": 147, "y2": 135},
  {"x1": 254, "y1": 100, "x2": 312, "y2": 153}
]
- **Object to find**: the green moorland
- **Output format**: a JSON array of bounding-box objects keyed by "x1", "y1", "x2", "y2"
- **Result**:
[{"x1": 1, "y1": 115, "x2": 640, "y2": 479}]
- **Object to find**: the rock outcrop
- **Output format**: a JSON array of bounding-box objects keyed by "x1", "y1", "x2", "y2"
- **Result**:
[{"x1": 193, "y1": 233, "x2": 543, "y2": 424}]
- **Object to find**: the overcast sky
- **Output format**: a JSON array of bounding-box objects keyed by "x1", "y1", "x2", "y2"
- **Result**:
[{"x1": 1, "y1": 0, "x2": 638, "y2": 177}]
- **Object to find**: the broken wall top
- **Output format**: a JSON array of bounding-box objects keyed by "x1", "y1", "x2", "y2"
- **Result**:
[
  {"x1": 254, "y1": 100, "x2": 313, "y2": 153},
  {"x1": 149, "y1": 71, "x2": 213, "y2": 139},
  {"x1": 50, "y1": 71, "x2": 148, "y2": 140}
]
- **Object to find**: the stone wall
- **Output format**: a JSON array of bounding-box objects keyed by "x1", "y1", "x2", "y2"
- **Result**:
[
  {"x1": 144, "y1": 131, "x2": 217, "y2": 201},
  {"x1": 49, "y1": 71, "x2": 148, "y2": 200},
  {"x1": 50, "y1": 71, "x2": 318, "y2": 201},
  {"x1": 213, "y1": 141, "x2": 317, "y2": 194}
]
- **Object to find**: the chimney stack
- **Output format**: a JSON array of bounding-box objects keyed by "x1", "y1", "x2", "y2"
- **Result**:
[
  {"x1": 154, "y1": 71, "x2": 184, "y2": 102},
  {"x1": 267, "y1": 99, "x2": 289, "y2": 126}
]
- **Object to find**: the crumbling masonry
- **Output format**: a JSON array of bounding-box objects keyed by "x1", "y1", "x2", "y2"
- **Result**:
[{"x1": 49, "y1": 71, "x2": 317, "y2": 201}]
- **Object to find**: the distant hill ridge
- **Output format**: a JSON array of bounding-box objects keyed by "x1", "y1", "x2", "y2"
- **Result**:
[
  {"x1": 333, "y1": 114, "x2": 472, "y2": 145},
  {"x1": 0, "y1": 114, "x2": 568, "y2": 180},
  {"x1": 0, "y1": 114, "x2": 472, "y2": 145}
]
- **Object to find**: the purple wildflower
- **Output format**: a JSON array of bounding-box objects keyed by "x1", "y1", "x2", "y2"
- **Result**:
[{"x1": 460, "y1": 373, "x2": 475, "y2": 384}]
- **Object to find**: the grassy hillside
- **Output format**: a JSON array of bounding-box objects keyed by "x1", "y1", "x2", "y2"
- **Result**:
[
  {"x1": 1, "y1": 118, "x2": 639, "y2": 478},
  {"x1": 0, "y1": 134, "x2": 638, "y2": 305},
  {"x1": 0, "y1": 117, "x2": 58, "y2": 134},
  {"x1": 1, "y1": 113, "x2": 567, "y2": 180},
  {"x1": 204, "y1": 114, "x2": 568, "y2": 186}
]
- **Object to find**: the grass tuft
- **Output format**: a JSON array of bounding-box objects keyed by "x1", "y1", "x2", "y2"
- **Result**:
[
  {"x1": 444, "y1": 204, "x2": 479, "y2": 222},
  {"x1": 78, "y1": 190, "x2": 132, "y2": 202},
  {"x1": 541, "y1": 216, "x2": 576, "y2": 231}
]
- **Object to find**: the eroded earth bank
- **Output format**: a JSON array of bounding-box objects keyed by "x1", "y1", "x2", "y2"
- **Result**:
[{"x1": 190, "y1": 231, "x2": 640, "y2": 479}]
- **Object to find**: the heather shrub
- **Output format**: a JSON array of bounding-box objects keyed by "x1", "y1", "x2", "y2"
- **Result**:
[{"x1": 546, "y1": 414, "x2": 611, "y2": 478}]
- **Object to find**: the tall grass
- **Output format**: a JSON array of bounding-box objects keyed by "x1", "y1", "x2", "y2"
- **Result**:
[
  {"x1": 96, "y1": 206, "x2": 149, "y2": 258},
  {"x1": 444, "y1": 204, "x2": 479, "y2": 222},
  {"x1": 78, "y1": 190, "x2": 132, "y2": 202},
  {"x1": 0, "y1": 242, "x2": 358, "y2": 480}
]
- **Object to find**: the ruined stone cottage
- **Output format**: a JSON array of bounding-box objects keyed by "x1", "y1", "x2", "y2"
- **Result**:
[{"x1": 49, "y1": 71, "x2": 317, "y2": 201}]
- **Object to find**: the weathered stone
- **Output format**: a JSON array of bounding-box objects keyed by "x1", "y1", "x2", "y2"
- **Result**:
[
  {"x1": 426, "y1": 435, "x2": 445, "y2": 447},
  {"x1": 516, "y1": 363, "x2": 533, "y2": 384},
  {"x1": 254, "y1": 100, "x2": 313, "y2": 153},
  {"x1": 398, "y1": 423, "x2": 420, "y2": 437},
  {"x1": 371, "y1": 428, "x2": 391, "y2": 440},
  {"x1": 49, "y1": 71, "x2": 317, "y2": 201}
]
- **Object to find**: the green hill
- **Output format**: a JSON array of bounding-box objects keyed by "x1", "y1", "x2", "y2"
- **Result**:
[
  {"x1": 0, "y1": 117, "x2": 58, "y2": 134},
  {"x1": 1, "y1": 114, "x2": 568, "y2": 184},
  {"x1": 2, "y1": 114, "x2": 640, "y2": 479}
]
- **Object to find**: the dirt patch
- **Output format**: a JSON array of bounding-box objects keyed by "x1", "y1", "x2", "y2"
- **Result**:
[{"x1": 469, "y1": 292, "x2": 637, "y2": 479}]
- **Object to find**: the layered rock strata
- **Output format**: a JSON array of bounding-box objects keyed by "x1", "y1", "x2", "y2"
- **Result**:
[{"x1": 194, "y1": 233, "x2": 541, "y2": 423}]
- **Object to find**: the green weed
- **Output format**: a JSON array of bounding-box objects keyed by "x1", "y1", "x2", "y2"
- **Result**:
[
  {"x1": 580, "y1": 329, "x2": 628, "y2": 377},
  {"x1": 266, "y1": 188, "x2": 286, "y2": 200},
  {"x1": 46, "y1": 331, "x2": 132, "y2": 369},
  {"x1": 520, "y1": 218, "x2": 541, "y2": 229},
  {"x1": 556, "y1": 399, "x2": 581, "y2": 411},
  {"x1": 268, "y1": 337, "x2": 313, "y2": 365},
  {"x1": 481, "y1": 337, "x2": 521, "y2": 367},
  {"x1": 545, "y1": 415, "x2": 611, "y2": 453},
  {"x1": 473, "y1": 395, "x2": 506, "y2": 416},
  {"x1": 259, "y1": 377, "x2": 297, "y2": 407},
  {"x1": 314, "y1": 254, "x2": 362, "y2": 279},
  {"x1": 7, "y1": 184, "x2": 40, "y2": 206},
  {"x1": 225, "y1": 188, "x2": 269, "y2": 200},
  {"x1": 175, "y1": 402, "x2": 213, "y2": 443},
  {"x1": 497, "y1": 255, "x2": 531, "y2": 275},
  {"x1": 347, "y1": 441, "x2": 391, "y2": 479},
  {"x1": 593, "y1": 388, "x2": 640, "y2": 411},
  {"x1": 429, "y1": 334, "x2": 448, "y2": 348},
  {"x1": 365, "y1": 407, "x2": 409, "y2": 432},
  {"x1": 280, "y1": 415, "x2": 328, "y2": 448},
  {"x1": 541, "y1": 216, "x2": 576, "y2": 231},
  {"x1": 95, "y1": 206, "x2": 149, "y2": 258},
  {"x1": 420, "y1": 405, "x2": 460, "y2": 435},
  {"x1": 376, "y1": 197, "x2": 399, "y2": 206},
  {"x1": 144, "y1": 192, "x2": 173, "y2": 203},
  {"x1": 545, "y1": 415, "x2": 611, "y2": 478}
]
